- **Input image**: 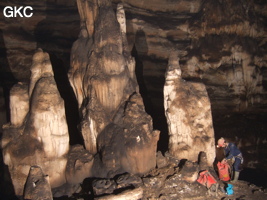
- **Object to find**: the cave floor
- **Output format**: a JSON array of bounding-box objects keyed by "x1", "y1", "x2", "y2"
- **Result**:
[{"x1": 55, "y1": 164, "x2": 267, "y2": 200}]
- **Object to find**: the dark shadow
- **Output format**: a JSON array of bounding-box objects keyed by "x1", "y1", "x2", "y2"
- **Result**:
[
  {"x1": 132, "y1": 29, "x2": 169, "y2": 153},
  {"x1": 0, "y1": 30, "x2": 17, "y2": 123},
  {"x1": 177, "y1": 159, "x2": 188, "y2": 169},
  {"x1": 240, "y1": 167, "x2": 267, "y2": 189},
  {"x1": 132, "y1": 30, "x2": 151, "y2": 114},
  {"x1": 80, "y1": 177, "x2": 95, "y2": 199},
  {"x1": 0, "y1": 29, "x2": 18, "y2": 199},
  {"x1": 34, "y1": 1, "x2": 83, "y2": 145},
  {"x1": 49, "y1": 53, "x2": 83, "y2": 145},
  {"x1": 132, "y1": 44, "x2": 153, "y2": 115},
  {"x1": 0, "y1": 148, "x2": 19, "y2": 200}
]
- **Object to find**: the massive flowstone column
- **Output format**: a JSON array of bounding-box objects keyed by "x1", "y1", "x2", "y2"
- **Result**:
[
  {"x1": 69, "y1": 0, "x2": 159, "y2": 175},
  {"x1": 1, "y1": 49, "x2": 69, "y2": 195},
  {"x1": 164, "y1": 52, "x2": 215, "y2": 165}
]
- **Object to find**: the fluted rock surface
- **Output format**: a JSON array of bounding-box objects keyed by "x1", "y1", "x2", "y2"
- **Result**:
[
  {"x1": 69, "y1": 0, "x2": 159, "y2": 175},
  {"x1": 9, "y1": 82, "x2": 29, "y2": 127},
  {"x1": 1, "y1": 49, "x2": 69, "y2": 195},
  {"x1": 164, "y1": 52, "x2": 215, "y2": 165},
  {"x1": 96, "y1": 94, "x2": 159, "y2": 175}
]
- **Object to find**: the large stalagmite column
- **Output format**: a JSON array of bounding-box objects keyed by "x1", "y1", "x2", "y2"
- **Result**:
[
  {"x1": 69, "y1": 0, "x2": 158, "y2": 175},
  {"x1": 164, "y1": 52, "x2": 215, "y2": 165},
  {"x1": 1, "y1": 49, "x2": 69, "y2": 195}
]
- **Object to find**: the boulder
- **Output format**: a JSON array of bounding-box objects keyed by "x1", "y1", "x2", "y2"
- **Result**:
[
  {"x1": 23, "y1": 166, "x2": 53, "y2": 200},
  {"x1": 65, "y1": 145, "x2": 94, "y2": 184},
  {"x1": 179, "y1": 161, "x2": 199, "y2": 183},
  {"x1": 95, "y1": 187, "x2": 143, "y2": 200}
]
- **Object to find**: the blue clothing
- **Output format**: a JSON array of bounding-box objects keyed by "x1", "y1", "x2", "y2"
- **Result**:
[
  {"x1": 233, "y1": 157, "x2": 242, "y2": 171},
  {"x1": 225, "y1": 143, "x2": 243, "y2": 172},
  {"x1": 225, "y1": 143, "x2": 241, "y2": 159}
]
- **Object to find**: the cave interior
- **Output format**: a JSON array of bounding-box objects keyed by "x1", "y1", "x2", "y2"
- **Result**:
[{"x1": 0, "y1": 0, "x2": 267, "y2": 199}]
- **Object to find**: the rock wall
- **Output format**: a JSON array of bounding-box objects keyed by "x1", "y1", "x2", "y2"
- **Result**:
[
  {"x1": 0, "y1": 1, "x2": 266, "y2": 195},
  {"x1": 0, "y1": 0, "x2": 266, "y2": 130},
  {"x1": 117, "y1": 0, "x2": 267, "y2": 113},
  {"x1": 164, "y1": 52, "x2": 215, "y2": 165},
  {"x1": 1, "y1": 49, "x2": 69, "y2": 195},
  {"x1": 68, "y1": 0, "x2": 159, "y2": 176},
  {"x1": 24, "y1": 166, "x2": 53, "y2": 200}
]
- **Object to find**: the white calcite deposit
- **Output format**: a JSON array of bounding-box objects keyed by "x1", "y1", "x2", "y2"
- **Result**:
[
  {"x1": 164, "y1": 52, "x2": 215, "y2": 165},
  {"x1": 1, "y1": 49, "x2": 69, "y2": 195}
]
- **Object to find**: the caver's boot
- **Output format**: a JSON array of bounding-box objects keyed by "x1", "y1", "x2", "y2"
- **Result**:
[{"x1": 232, "y1": 171, "x2": 240, "y2": 182}]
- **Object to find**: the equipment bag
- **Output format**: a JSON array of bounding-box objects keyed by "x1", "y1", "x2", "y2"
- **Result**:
[
  {"x1": 226, "y1": 183, "x2": 234, "y2": 195},
  {"x1": 217, "y1": 160, "x2": 230, "y2": 181},
  {"x1": 197, "y1": 170, "x2": 217, "y2": 189}
]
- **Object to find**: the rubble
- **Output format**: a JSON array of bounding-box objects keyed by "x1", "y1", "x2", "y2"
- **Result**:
[{"x1": 23, "y1": 166, "x2": 53, "y2": 200}]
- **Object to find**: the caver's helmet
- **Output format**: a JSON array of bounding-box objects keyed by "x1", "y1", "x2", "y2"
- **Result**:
[{"x1": 217, "y1": 137, "x2": 225, "y2": 148}]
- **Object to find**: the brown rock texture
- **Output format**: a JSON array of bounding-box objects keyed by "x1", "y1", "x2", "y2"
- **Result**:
[
  {"x1": 0, "y1": 0, "x2": 266, "y2": 116},
  {"x1": 9, "y1": 82, "x2": 29, "y2": 127},
  {"x1": 23, "y1": 166, "x2": 53, "y2": 200},
  {"x1": 85, "y1": 159, "x2": 267, "y2": 200},
  {"x1": 1, "y1": 49, "x2": 69, "y2": 195},
  {"x1": 95, "y1": 187, "x2": 143, "y2": 200},
  {"x1": 164, "y1": 52, "x2": 215, "y2": 165},
  {"x1": 115, "y1": 0, "x2": 267, "y2": 113},
  {"x1": 0, "y1": 0, "x2": 267, "y2": 197},
  {"x1": 68, "y1": 0, "x2": 159, "y2": 176},
  {"x1": 65, "y1": 144, "x2": 94, "y2": 184},
  {"x1": 0, "y1": 0, "x2": 78, "y2": 81}
]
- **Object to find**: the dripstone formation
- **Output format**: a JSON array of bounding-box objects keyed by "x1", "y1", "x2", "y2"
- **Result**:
[
  {"x1": 164, "y1": 52, "x2": 215, "y2": 166},
  {"x1": 1, "y1": 49, "x2": 69, "y2": 195},
  {"x1": 1, "y1": 1, "x2": 160, "y2": 196},
  {"x1": 0, "y1": 0, "x2": 229, "y2": 198},
  {"x1": 68, "y1": 0, "x2": 159, "y2": 176}
]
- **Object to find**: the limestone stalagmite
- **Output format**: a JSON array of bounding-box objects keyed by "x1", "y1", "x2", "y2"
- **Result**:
[
  {"x1": 164, "y1": 52, "x2": 215, "y2": 165},
  {"x1": 69, "y1": 0, "x2": 158, "y2": 175},
  {"x1": 9, "y1": 82, "x2": 29, "y2": 127},
  {"x1": 1, "y1": 49, "x2": 69, "y2": 195}
]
